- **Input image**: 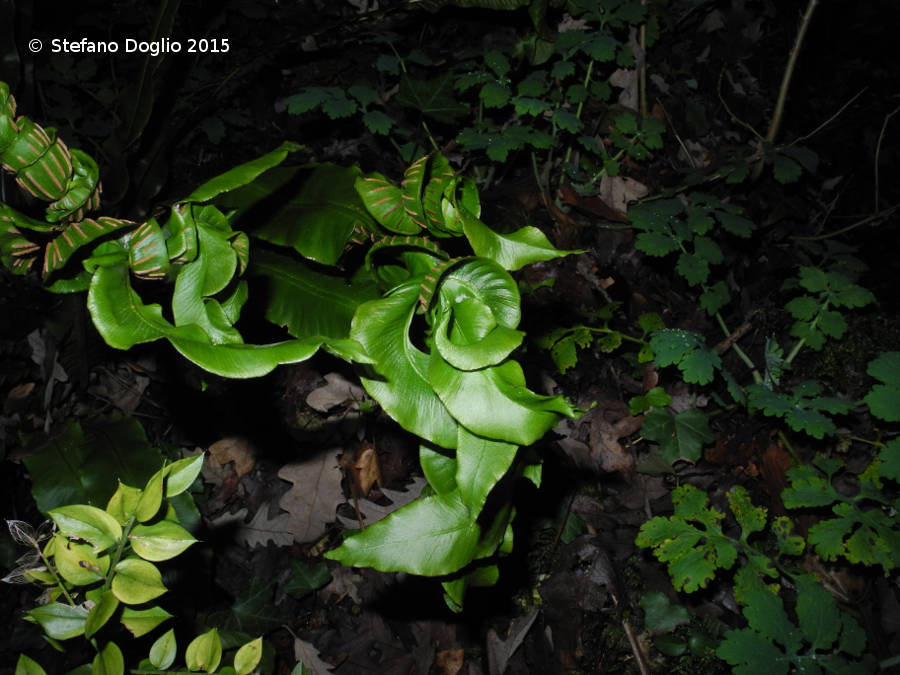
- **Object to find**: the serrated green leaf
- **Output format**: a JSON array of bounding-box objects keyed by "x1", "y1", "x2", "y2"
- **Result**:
[
  {"x1": 362, "y1": 109, "x2": 394, "y2": 135},
  {"x1": 782, "y1": 465, "x2": 838, "y2": 508},
  {"x1": 679, "y1": 347, "x2": 721, "y2": 384},
  {"x1": 635, "y1": 231, "x2": 679, "y2": 256},
  {"x1": 700, "y1": 281, "x2": 730, "y2": 315},
  {"x1": 877, "y1": 438, "x2": 900, "y2": 481},
  {"x1": 676, "y1": 252, "x2": 709, "y2": 285},
  {"x1": 817, "y1": 310, "x2": 847, "y2": 339},
  {"x1": 773, "y1": 154, "x2": 802, "y2": 183},
  {"x1": 785, "y1": 295, "x2": 819, "y2": 320},
  {"x1": 797, "y1": 267, "x2": 829, "y2": 293},
  {"x1": 715, "y1": 210, "x2": 754, "y2": 237},
  {"x1": 785, "y1": 407, "x2": 836, "y2": 438},
  {"x1": 716, "y1": 628, "x2": 790, "y2": 675},
  {"x1": 727, "y1": 486, "x2": 767, "y2": 540},
  {"x1": 512, "y1": 96, "x2": 551, "y2": 116},
  {"x1": 397, "y1": 73, "x2": 469, "y2": 124},
  {"x1": 480, "y1": 81, "x2": 512, "y2": 108},
  {"x1": 796, "y1": 575, "x2": 840, "y2": 650}
]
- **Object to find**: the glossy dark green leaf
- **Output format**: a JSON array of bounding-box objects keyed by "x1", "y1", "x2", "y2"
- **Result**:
[
  {"x1": 24, "y1": 417, "x2": 164, "y2": 512},
  {"x1": 182, "y1": 141, "x2": 302, "y2": 204},
  {"x1": 326, "y1": 490, "x2": 479, "y2": 575},
  {"x1": 251, "y1": 249, "x2": 378, "y2": 340},
  {"x1": 253, "y1": 163, "x2": 374, "y2": 265},
  {"x1": 429, "y1": 356, "x2": 575, "y2": 446},
  {"x1": 352, "y1": 282, "x2": 459, "y2": 449}
]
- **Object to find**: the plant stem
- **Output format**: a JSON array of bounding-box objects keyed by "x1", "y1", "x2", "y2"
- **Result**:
[
  {"x1": 37, "y1": 544, "x2": 76, "y2": 606},
  {"x1": 765, "y1": 0, "x2": 819, "y2": 146},
  {"x1": 102, "y1": 516, "x2": 136, "y2": 592}
]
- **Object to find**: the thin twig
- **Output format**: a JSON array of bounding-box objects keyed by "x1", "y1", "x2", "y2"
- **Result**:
[
  {"x1": 790, "y1": 202, "x2": 900, "y2": 241},
  {"x1": 874, "y1": 102, "x2": 900, "y2": 210},
  {"x1": 657, "y1": 99, "x2": 697, "y2": 169},
  {"x1": 717, "y1": 69, "x2": 763, "y2": 140},
  {"x1": 792, "y1": 88, "x2": 867, "y2": 145}
]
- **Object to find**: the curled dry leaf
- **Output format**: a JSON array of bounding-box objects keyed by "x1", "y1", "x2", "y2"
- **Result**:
[
  {"x1": 306, "y1": 372, "x2": 365, "y2": 413},
  {"x1": 208, "y1": 437, "x2": 256, "y2": 477},
  {"x1": 556, "y1": 401, "x2": 642, "y2": 474}
]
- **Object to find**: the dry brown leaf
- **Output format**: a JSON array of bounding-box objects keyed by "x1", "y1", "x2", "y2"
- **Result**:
[
  {"x1": 598, "y1": 174, "x2": 648, "y2": 214},
  {"x1": 349, "y1": 443, "x2": 382, "y2": 497},
  {"x1": 292, "y1": 636, "x2": 334, "y2": 674},
  {"x1": 434, "y1": 649, "x2": 464, "y2": 675},
  {"x1": 556, "y1": 402, "x2": 642, "y2": 474},
  {"x1": 306, "y1": 372, "x2": 365, "y2": 413},
  {"x1": 336, "y1": 477, "x2": 428, "y2": 530},
  {"x1": 208, "y1": 437, "x2": 256, "y2": 477},
  {"x1": 207, "y1": 507, "x2": 293, "y2": 548},
  {"x1": 278, "y1": 451, "x2": 344, "y2": 543}
]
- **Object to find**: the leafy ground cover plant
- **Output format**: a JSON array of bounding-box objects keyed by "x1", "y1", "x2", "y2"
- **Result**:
[
  {"x1": 5, "y1": 455, "x2": 265, "y2": 674},
  {"x1": 1, "y1": 80, "x2": 580, "y2": 611},
  {"x1": 283, "y1": 0, "x2": 662, "y2": 199}
]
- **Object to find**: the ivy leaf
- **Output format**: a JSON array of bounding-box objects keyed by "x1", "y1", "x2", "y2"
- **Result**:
[
  {"x1": 641, "y1": 407, "x2": 714, "y2": 464},
  {"x1": 639, "y1": 591, "x2": 689, "y2": 633}
]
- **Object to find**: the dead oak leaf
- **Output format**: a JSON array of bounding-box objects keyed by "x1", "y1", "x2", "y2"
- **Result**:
[
  {"x1": 208, "y1": 507, "x2": 293, "y2": 548},
  {"x1": 278, "y1": 451, "x2": 345, "y2": 543}
]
